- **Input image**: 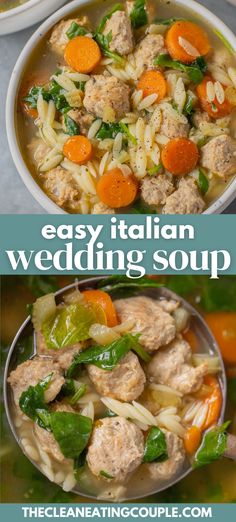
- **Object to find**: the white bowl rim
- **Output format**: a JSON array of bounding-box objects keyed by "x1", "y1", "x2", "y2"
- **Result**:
[
  {"x1": 6, "y1": 0, "x2": 236, "y2": 215},
  {"x1": 0, "y1": 0, "x2": 43, "y2": 20}
]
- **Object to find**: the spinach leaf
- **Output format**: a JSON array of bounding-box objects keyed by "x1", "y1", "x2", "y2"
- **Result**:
[
  {"x1": 59, "y1": 379, "x2": 77, "y2": 398},
  {"x1": 94, "y1": 31, "x2": 125, "y2": 65},
  {"x1": 64, "y1": 114, "x2": 80, "y2": 136},
  {"x1": 100, "y1": 470, "x2": 114, "y2": 479},
  {"x1": 119, "y1": 122, "x2": 137, "y2": 144},
  {"x1": 23, "y1": 86, "x2": 51, "y2": 109},
  {"x1": 154, "y1": 54, "x2": 207, "y2": 85},
  {"x1": 48, "y1": 80, "x2": 70, "y2": 113},
  {"x1": 154, "y1": 17, "x2": 185, "y2": 26},
  {"x1": 69, "y1": 384, "x2": 87, "y2": 405},
  {"x1": 198, "y1": 168, "x2": 209, "y2": 195},
  {"x1": 98, "y1": 275, "x2": 161, "y2": 293},
  {"x1": 96, "y1": 122, "x2": 122, "y2": 140},
  {"x1": 183, "y1": 94, "x2": 195, "y2": 117},
  {"x1": 130, "y1": 0, "x2": 148, "y2": 29},
  {"x1": 74, "y1": 448, "x2": 87, "y2": 469},
  {"x1": 42, "y1": 303, "x2": 97, "y2": 350},
  {"x1": 96, "y1": 3, "x2": 123, "y2": 33},
  {"x1": 228, "y1": 378, "x2": 236, "y2": 406},
  {"x1": 143, "y1": 426, "x2": 168, "y2": 463},
  {"x1": 130, "y1": 199, "x2": 157, "y2": 214},
  {"x1": 67, "y1": 333, "x2": 148, "y2": 376},
  {"x1": 194, "y1": 421, "x2": 231, "y2": 468},
  {"x1": 66, "y1": 21, "x2": 89, "y2": 39},
  {"x1": 19, "y1": 374, "x2": 52, "y2": 428},
  {"x1": 50, "y1": 412, "x2": 92, "y2": 459}
]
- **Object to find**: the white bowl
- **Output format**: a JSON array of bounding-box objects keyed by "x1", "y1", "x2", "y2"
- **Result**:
[
  {"x1": 6, "y1": 0, "x2": 236, "y2": 214},
  {"x1": 0, "y1": 0, "x2": 67, "y2": 35}
]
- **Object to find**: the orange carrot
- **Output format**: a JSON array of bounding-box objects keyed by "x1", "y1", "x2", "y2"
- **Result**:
[
  {"x1": 64, "y1": 36, "x2": 101, "y2": 73},
  {"x1": 161, "y1": 137, "x2": 199, "y2": 176},
  {"x1": 183, "y1": 328, "x2": 198, "y2": 352},
  {"x1": 137, "y1": 70, "x2": 167, "y2": 100},
  {"x1": 83, "y1": 289, "x2": 118, "y2": 327},
  {"x1": 63, "y1": 135, "x2": 93, "y2": 164},
  {"x1": 202, "y1": 375, "x2": 222, "y2": 430},
  {"x1": 196, "y1": 76, "x2": 232, "y2": 119},
  {"x1": 184, "y1": 425, "x2": 202, "y2": 455},
  {"x1": 165, "y1": 21, "x2": 211, "y2": 63},
  {"x1": 205, "y1": 312, "x2": 236, "y2": 366},
  {"x1": 96, "y1": 168, "x2": 138, "y2": 208}
]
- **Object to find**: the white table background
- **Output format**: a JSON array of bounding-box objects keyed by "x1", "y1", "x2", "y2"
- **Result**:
[{"x1": 0, "y1": 0, "x2": 235, "y2": 213}]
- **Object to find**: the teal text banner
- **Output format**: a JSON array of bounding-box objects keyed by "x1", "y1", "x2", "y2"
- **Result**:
[
  {"x1": 0, "y1": 215, "x2": 235, "y2": 276},
  {"x1": 0, "y1": 503, "x2": 236, "y2": 522}
]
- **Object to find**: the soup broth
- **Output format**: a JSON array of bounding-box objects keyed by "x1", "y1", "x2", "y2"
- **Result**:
[
  {"x1": 16, "y1": 0, "x2": 236, "y2": 214},
  {"x1": 0, "y1": 0, "x2": 28, "y2": 12}
]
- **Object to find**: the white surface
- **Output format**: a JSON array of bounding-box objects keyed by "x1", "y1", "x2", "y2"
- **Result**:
[
  {"x1": 0, "y1": 0, "x2": 236, "y2": 214},
  {"x1": 0, "y1": 0, "x2": 66, "y2": 35}
]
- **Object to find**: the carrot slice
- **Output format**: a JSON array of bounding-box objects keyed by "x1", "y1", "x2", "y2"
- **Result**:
[
  {"x1": 64, "y1": 36, "x2": 101, "y2": 73},
  {"x1": 96, "y1": 168, "x2": 138, "y2": 208},
  {"x1": 205, "y1": 312, "x2": 236, "y2": 366},
  {"x1": 184, "y1": 425, "x2": 202, "y2": 455},
  {"x1": 165, "y1": 21, "x2": 211, "y2": 63},
  {"x1": 202, "y1": 375, "x2": 222, "y2": 430},
  {"x1": 63, "y1": 135, "x2": 93, "y2": 164},
  {"x1": 161, "y1": 138, "x2": 199, "y2": 176},
  {"x1": 196, "y1": 76, "x2": 232, "y2": 119},
  {"x1": 83, "y1": 289, "x2": 118, "y2": 327},
  {"x1": 137, "y1": 70, "x2": 167, "y2": 100}
]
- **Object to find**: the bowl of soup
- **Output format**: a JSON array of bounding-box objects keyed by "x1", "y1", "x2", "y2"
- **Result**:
[
  {"x1": 0, "y1": 0, "x2": 67, "y2": 35},
  {"x1": 6, "y1": 0, "x2": 236, "y2": 214}
]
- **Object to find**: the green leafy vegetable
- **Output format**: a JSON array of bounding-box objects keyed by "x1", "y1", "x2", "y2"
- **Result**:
[
  {"x1": 98, "y1": 275, "x2": 161, "y2": 293},
  {"x1": 64, "y1": 114, "x2": 80, "y2": 136},
  {"x1": 48, "y1": 80, "x2": 71, "y2": 113},
  {"x1": 19, "y1": 374, "x2": 52, "y2": 428},
  {"x1": 59, "y1": 379, "x2": 77, "y2": 398},
  {"x1": 130, "y1": 0, "x2": 148, "y2": 29},
  {"x1": 197, "y1": 136, "x2": 209, "y2": 148},
  {"x1": 228, "y1": 378, "x2": 236, "y2": 406},
  {"x1": 100, "y1": 470, "x2": 114, "y2": 479},
  {"x1": 147, "y1": 163, "x2": 163, "y2": 176},
  {"x1": 66, "y1": 21, "x2": 89, "y2": 39},
  {"x1": 130, "y1": 199, "x2": 157, "y2": 214},
  {"x1": 119, "y1": 122, "x2": 137, "y2": 144},
  {"x1": 67, "y1": 333, "x2": 149, "y2": 376},
  {"x1": 194, "y1": 421, "x2": 231, "y2": 468},
  {"x1": 69, "y1": 384, "x2": 87, "y2": 405},
  {"x1": 94, "y1": 31, "x2": 125, "y2": 64},
  {"x1": 23, "y1": 86, "x2": 51, "y2": 109},
  {"x1": 154, "y1": 17, "x2": 185, "y2": 26},
  {"x1": 183, "y1": 94, "x2": 195, "y2": 117},
  {"x1": 96, "y1": 122, "x2": 122, "y2": 140},
  {"x1": 198, "y1": 168, "x2": 209, "y2": 195},
  {"x1": 50, "y1": 412, "x2": 92, "y2": 459},
  {"x1": 143, "y1": 427, "x2": 168, "y2": 463},
  {"x1": 42, "y1": 303, "x2": 97, "y2": 350},
  {"x1": 154, "y1": 54, "x2": 207, "y2": 84},
  {"x1": 96, "y1": 3, "x2": 123, "y2": 33},
  {"x1": 74, "y1": 448, "x2": 87, "y2": 469}
]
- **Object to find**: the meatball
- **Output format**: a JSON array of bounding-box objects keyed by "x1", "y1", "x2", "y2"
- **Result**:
[
  {"x1": 8, "y1": 358, "x2": 64, "y2": 409},
  {"x1": 86, "y1": 417, "x2": 144, "y2": 481},
  {"x1": 42, "y1": 167, "x2": 81, "y2": 212},
  {"x1": 163, "y1": 178, "x2": 205, "y2": 214},
  {"x1": 200, "y1": 135, "x2": 236, "y2": 177},
  {"x1": 147, "y1": 429, "x2": 185, "y2": 481},
  {"x1": 134, "y1": 34, "x2": 166, "y2": 71},
  {"x1": 33, "y1": 403, "x2": 75, "y2": 463},
  {"x1": 103, "y1": 11, "x2": 134, "y2": 55},
  {"x1": 141, "y1": 175, "x2": 174, "y2": 207},
  {"x1": 83, "y1": 75, "x2": 130, "y2": 121},
  {"x1": 49, "y1": 17, "x2": 89, "y2": 55},
  {"x1": 62, "y1": 109, "x2": 94, "y2": 136},
  {"x1": 92, "y1": 202, "x2": 115, "y2": 214},
  {"x1": 160, "y1": 110, "x2": 189, "y2": 139},
  {"x1": 87, "y1": 352, "x2": 146, "y2": 401},
  {"x1": 36, "y1": 331, "x2": 82, "y2": 371},
  {"x1": 114, "y1": 296, "x2": 176, "y2": 352},
  {"x1": 146, "y1": 337, "x2": 208, "y2": 394},
  {"x1": 192, "y1": 110, "x2": 210, "y2": 129}
]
